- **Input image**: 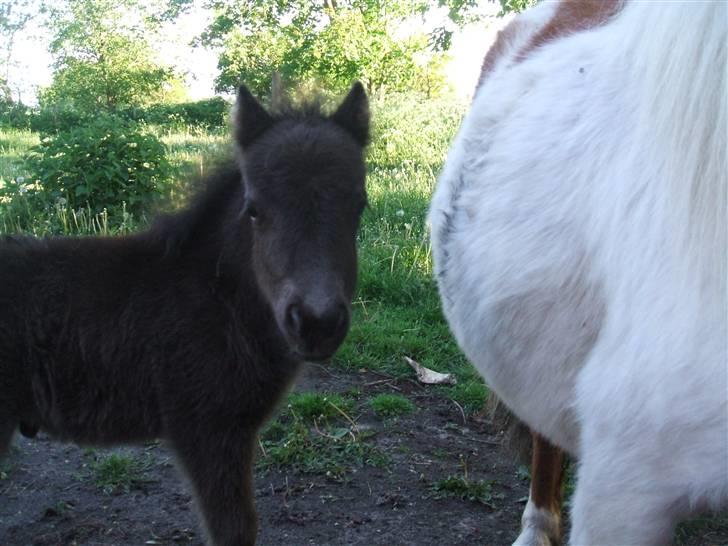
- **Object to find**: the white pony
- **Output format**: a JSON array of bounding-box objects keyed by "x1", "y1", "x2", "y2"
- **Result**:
[{"x1": 429, "y1": 0, "x2": 727, "y2": 544}]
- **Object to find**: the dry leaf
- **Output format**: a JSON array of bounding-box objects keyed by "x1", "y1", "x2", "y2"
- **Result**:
[{"x1": 404, "y1": 356, "x2": 457, "y2": 385}]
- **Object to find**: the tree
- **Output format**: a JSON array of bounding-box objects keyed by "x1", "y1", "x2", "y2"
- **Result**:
[
  {"x1": 0, "y1": 0, "x2": 47, "y2": 103},
  {"x1": 201, "y1": 0, "x2": 484, "y2": 98},
  {"x1": 41, "y1": 0, "x2": 184, "y2": 112}
]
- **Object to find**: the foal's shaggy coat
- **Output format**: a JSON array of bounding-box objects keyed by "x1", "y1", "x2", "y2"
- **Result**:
[
  {"x1": 430, "y1": 1, "x2": 726, "y2": 544},
  {"x1": 0, "y1": 83, "x2": 369, "y2": 546}
]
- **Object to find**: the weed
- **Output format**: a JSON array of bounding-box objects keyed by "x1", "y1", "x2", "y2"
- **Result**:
[
  {"x1": 258, "y1": 409, "x2": 388, "y2": 479},
  {"x1": 444, "y1": 380, "x2": 488, "y2": 413},
  {"x1": 515, "y1": 465, "x2": 530, "y2": 482},
  {"x1": 369, "y1": 393, "x2": 415, "y2": 418},
  {"x1": 88, "y1": 451, "x2": 155, "y2": 494},
  {"x1": 287, "y1": 392, "x2": 354, "y2": 423},
  {"x1": 45, "y1": 500, "x2": 72, "y2": 517},
  {"x1": 430, "y1": 476, "x2": 503, "y2": 508}
]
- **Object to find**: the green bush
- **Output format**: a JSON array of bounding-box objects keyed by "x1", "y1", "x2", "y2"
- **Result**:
[
  {"x1": 0, "y1": 100, "x2": 34, "y2": 130},
  {"x1": 24, "y1": 115, "x2": 172, "y2": 215},
  {"x1": 26, "y1": 98, "x2": 230, "y2": 135},
  {"x1": 131, "y1": 98, "x2": 230, "y2": 130},
  {"x1": 29, "y1": 105, "x2": 90, "y2": 135}
]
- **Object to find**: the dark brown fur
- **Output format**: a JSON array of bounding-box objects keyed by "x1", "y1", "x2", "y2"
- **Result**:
[{"x1": 0, "y1": 83, "x2": 369, "y2": 546}]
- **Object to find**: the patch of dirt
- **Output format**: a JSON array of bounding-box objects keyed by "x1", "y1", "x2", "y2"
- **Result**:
[{"x1": 0, "y1": 365, "x2": 726, "y2": 546}]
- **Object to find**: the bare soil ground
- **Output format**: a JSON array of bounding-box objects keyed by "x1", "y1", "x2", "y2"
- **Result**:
[{"x1": 1, "y1": 365, "x2": 726, "y2": 546}]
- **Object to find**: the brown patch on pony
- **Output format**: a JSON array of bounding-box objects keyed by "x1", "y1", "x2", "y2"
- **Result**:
[
  {"x1": 475, "y1": 0, "x2": 624, "y2": 93},
  {"x1": 475, "y1": 18, "x2": 528, "y2": 92},
  {"x1": 519, "y1": 0, "x2": 623, "y2": 60},
  {"x1": 530, "y1": 432, "x2": 566, "y2": 514}
]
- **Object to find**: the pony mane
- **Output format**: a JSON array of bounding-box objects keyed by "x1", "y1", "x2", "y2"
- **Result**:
[
  {"x1": 149, "y1": 161, "x2": 243, "y2": 256},
  {"x1": 619, "y1": 1, "x2": 726, "y2": 280},
  {"x1": 270, "y1": 97, "x2": 325, "y2": 120}
]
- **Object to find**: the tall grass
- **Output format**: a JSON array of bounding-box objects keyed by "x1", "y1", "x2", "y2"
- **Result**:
[
  {"x1": 0, "y1": 128, "x2": 37, "y2": 182},
  {"x1": 337, "y1": 93, "x2": 478, "y2": 391}
]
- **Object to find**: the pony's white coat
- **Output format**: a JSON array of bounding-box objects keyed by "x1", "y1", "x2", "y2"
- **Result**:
[{"x1": 430, "y1": 1, "x2": 727, "y2": 544}]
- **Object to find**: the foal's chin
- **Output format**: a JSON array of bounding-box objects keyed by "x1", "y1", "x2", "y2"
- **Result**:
[
  {"x1": 288, "y1": 342, "x2": 342, "y2": 363},
  {"x1": 286, "y1": 333, "x2": 348, "y2": 363}
]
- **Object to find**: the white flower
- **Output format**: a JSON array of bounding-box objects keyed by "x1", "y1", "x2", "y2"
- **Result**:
[{"x1": 15, "y1": 176, "x2": 24, "y2": 184}]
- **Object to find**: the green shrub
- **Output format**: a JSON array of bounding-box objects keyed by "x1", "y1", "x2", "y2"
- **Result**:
[
  {"x1": 0, "y1": 100, "x2": 34, "y2": 130},
  {"x1": 24, "y1": 115, "x2": 172, "y2": 215},
  {"x1": 29, "y1": 105, "x2": 90, "y2": 135},
  {"x1": 132, "y1": 97, "x2": 230, "y2": 130},
  {"x1": 27, "y1": 98, "x2": 230, "y2": 135}
]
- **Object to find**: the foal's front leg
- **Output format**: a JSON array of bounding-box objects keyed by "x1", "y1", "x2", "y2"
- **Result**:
[
  {"x1": 170, "y1": 427, "x2": 258, "y2": 546},
  {"x1": 514, "y1": 432, "x2": 565, "y2": 546}
]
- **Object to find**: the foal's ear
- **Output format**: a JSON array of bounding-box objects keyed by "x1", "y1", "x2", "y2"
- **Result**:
[
  {"x1": 331, "y1": 82, "x2": 369, "y2": 147},
  {"x1": 235, "y1": 84, "x2": 274, "y2": 149}
]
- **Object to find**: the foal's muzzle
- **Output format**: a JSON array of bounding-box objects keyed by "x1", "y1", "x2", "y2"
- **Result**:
[{"x1": 283, "y1": 299, "x2": 350, "y2": 361}]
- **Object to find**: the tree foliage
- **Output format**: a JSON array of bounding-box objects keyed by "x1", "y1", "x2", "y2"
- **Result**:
[
  {"x1": 497, "y1": 0, "x2": 538, "y2": 16},
  {"x1": 202, "y1": 0, "x2": 482, "y2": 98},
  {"x1": 42, "y1": 0, "x2": 183, "y2": 112}
]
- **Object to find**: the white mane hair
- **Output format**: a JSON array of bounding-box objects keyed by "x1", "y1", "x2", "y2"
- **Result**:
[{"x1": 622, "y1": 0, "x2": 726, "y2": 283}]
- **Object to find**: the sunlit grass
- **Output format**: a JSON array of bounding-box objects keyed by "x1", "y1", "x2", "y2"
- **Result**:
[
  {"x1": 0, "y1": 128, "x2": 37, "y2": 183},
  {"x1": 157, "y1": 125, "x2": 230, "y2": 178}
]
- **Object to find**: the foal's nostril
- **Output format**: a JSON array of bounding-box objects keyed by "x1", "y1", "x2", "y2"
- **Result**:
[{"x1": 286, "y1": 304, "x2": 303, "y2": 336}]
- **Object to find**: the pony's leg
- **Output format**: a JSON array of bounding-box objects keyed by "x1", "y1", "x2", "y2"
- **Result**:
[
  {"x1": 568, "y1": 441, "x2": 677, "y2": 546},
  {"x1": 170, "y1": 427, "x2": 258, "y2": 546},
  {"x1": 514, "y1": 432, "x2": 565, "y2": 546}
]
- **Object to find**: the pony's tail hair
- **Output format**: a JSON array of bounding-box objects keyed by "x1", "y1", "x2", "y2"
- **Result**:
[{"x1": 627, "y1": 2, "x2": 726, "y2": 282}]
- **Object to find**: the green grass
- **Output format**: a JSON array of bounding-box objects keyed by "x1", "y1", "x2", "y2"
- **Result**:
[
  {"x1": 0, "y1": 128, "x2": 38, "y2": 182},
  {"x1": 258, "y1": 408, "x2": 387, "y2": 479},
  {"x1": 369, "y1": 393, "x2": 415, "y2": 418},
  {"x1": 88, "y1": 451, "x2": 154, "y2": 494},
  {"x1": 287, "y1": 392, "x2": 354, "y2": 422},
  {"x1": 430, "y1": 475, "x2": 503, "y2": 508}
]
